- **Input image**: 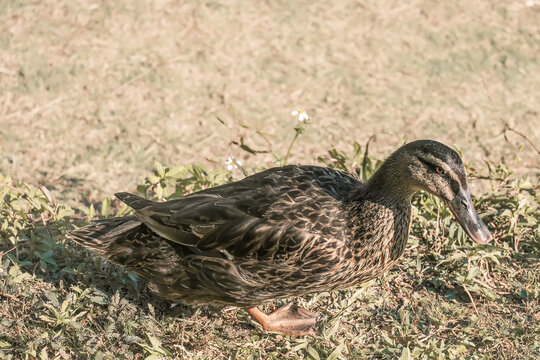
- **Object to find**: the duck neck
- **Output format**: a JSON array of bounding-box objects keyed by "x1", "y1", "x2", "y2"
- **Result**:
[
  {"x1": 342, "y1": 157, "x2": 417, "y2": 279},
  {"x1": 365, "y1": 159, "x2": 416, "y2": 203}
]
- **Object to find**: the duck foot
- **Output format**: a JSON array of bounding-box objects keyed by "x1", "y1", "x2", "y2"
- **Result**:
[{"x1": 247, "y1": 302, "x2": 320, "y2": 336}]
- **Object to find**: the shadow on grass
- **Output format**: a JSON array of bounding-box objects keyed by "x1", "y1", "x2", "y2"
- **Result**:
[{"x1": 1, "y1": 216, "x2": 203, "y2": 322}]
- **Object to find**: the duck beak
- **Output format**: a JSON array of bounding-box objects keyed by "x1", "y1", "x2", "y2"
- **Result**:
[{"x1": 445, "y1": 188, "x2": 492, "y2": 244}]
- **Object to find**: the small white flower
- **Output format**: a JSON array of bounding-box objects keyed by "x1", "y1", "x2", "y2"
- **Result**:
[
  {"x1": 291, "y1": 109, "x2": 309, "y2": 122},
  {"x1": 225, "y1": 156, "x2": 243, "y2": 170}
]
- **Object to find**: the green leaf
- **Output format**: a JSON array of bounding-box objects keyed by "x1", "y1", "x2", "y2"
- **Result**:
[
  {"x1": 306, "y1": 345, "x2": 320, "y2": 360},
  {"x1": 39, "y1": 347, "x2": 49, "y2": 360},
  {"x1": 327, "y1": 342, "x2": 345, "y2": 360},
  {"x1": 148, "y1": 335, "x2": 161, "y2": 349},
  {"x1": 399, "y1": 347, "x2": 411, "y2": 360},
  {"x1": 154, "y1": 161, "x2": 166, "y2": 178},
  {"x1": 145, "y1": 355, "x2": 164, "y2": 360},
  {"x1": 147, "y1": 174, "x2": 161, "y2": 185},
  {"x1": 166, "y1": 165, "x2": 186, "y2": 179},
  {"x1": 101, "y1": 197, "x2": 111, "y2": 216},
  {"x1": 87, "y1": 203, "x2": 96, "y2": 218}
]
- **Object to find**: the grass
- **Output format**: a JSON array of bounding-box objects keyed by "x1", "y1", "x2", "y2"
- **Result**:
[
  {"x1": 0, "y1": 144, "x2": 539, "y2": 359},
  {"x1": 0, "y1": 0, "x2": 539, "y2": 206},
  {"x1": 0, "y1": 0, "x2": 539, "y2": 358}
]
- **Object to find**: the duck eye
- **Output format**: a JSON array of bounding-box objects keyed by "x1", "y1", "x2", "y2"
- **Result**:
[{"x1": 436, "y1": 167, "x2": 444, "y2": 175}]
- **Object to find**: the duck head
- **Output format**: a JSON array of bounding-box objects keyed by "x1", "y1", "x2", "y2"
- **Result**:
[{"x1": 374, "y1": 139, "x2": 492, "y2": 245}]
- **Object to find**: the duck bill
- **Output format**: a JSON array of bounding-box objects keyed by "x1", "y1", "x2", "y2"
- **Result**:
[{"x1": 445, "y1": 188, "x2": 492, "y2": 244}]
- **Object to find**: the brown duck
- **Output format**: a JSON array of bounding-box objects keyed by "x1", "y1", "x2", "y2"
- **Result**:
[{"x1": 69, "y1": 140, "x2": 492, "y2": 335}]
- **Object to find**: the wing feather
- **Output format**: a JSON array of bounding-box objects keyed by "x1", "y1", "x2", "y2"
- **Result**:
[{"x1": 115, "y1": 165, "x2": 359, "y2": 259}]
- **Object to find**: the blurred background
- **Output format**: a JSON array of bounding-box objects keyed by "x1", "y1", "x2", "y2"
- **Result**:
[{"x1": 0, "y1": 0, "x2": 538, "y2": 205}]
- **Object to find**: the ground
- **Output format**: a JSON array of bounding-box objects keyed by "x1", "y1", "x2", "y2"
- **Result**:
[{"x1": 0, "y1": 0, "x2": 539, "y2": 359}]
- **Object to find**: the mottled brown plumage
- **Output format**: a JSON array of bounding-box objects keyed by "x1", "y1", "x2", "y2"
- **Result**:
[{"x1": 69, "y1": 140, "x2": 491, "y2": 335}]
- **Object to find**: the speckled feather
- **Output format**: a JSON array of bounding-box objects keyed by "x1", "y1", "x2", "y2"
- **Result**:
[
  {"x1": 69, "y1": 140, "x2": 469, "y2": 308},
  {"x1": 69, "y1": 165, "x2": 411, "y2": 307}
]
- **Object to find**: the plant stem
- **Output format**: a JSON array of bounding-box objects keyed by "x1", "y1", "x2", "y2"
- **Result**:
[{"x1": 283, "y1": 131, "x2": 300, "y2": 165}]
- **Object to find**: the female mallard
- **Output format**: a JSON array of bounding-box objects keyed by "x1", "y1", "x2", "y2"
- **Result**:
[{"x1": 69, "y1": 140, "x2": 491, "y2": 336}]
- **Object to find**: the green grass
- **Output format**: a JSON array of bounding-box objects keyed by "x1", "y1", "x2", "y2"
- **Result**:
[{"x1": 0, "y1": 145, "x2": 538, "y2": 359}]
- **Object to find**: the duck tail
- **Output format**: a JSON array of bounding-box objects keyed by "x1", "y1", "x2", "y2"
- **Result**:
[
  {"x1": 68, "y1": 216, "x2": 189, "y2": 292},
  {"x1": 67, "y1": 216, "x2": 142, "y2": 256},
  {"x1": 115, "y1": 192, "x2": 153, "y2": 210}
]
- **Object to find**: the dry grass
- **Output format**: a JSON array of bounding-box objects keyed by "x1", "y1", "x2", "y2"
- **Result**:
[
  {"x1": 0, "y1": 153, "x2": 539, "y2": 359},
  {"x1": 0, "y1": 0, "x2": 538, "y2": 204}
]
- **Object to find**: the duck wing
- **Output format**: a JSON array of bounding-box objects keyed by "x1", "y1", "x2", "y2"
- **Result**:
[
  {"x1": 115, "y1": 189, "x2": 293, "y2": 259},
  {"x1": 115, "y1": 192, "x2": 246, "y2": 247},
  {"x1": 116, "y1": 165, "x2": 360, "y2": 259}
]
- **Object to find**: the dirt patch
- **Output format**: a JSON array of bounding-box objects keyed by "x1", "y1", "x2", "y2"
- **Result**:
[{"x1": 0, "y1": 0, "x2": 538, "y2": 206}]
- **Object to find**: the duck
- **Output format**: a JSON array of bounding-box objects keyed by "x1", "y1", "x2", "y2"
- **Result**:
[{"x1": 68, "y1": 139, "x2": 492, "y2": 336}]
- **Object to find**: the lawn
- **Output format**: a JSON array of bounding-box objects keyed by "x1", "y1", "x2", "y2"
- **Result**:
[{"x1": 0, "y1": 0, "x2": 539, "y2": 359}]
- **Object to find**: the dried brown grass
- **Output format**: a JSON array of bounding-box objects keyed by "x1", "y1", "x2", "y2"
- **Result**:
[{"x1": 1, "y1": 0, "x2": 538, "y2": 208}]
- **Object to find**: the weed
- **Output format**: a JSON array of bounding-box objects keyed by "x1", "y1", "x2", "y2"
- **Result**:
[{"x1": 1, "y1": 141, "x2": 538, "y2": 359}]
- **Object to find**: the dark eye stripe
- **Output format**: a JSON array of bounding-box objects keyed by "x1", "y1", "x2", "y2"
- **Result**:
[
  {"x1": 449, "y1": 177, "x2": 460, "y2": 195},
  {"x1": 417, "y1": 155, "x2": 466, "y2": 191},
  {"x1": 417, "y1": 157, "x2": 440, "y2": 173}
]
